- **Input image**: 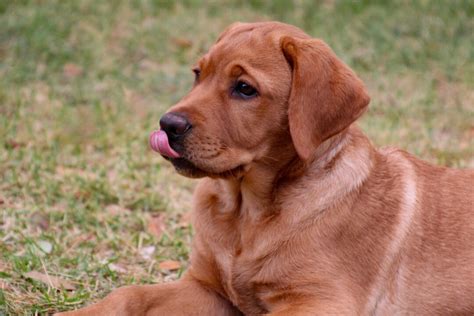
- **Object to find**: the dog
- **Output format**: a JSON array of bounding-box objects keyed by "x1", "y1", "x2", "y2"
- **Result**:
[{"x1": 57, "y1": 21, "x2": 474, "y2": 315}]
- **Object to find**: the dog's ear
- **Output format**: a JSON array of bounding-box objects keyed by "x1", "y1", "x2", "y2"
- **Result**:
[{"x1": 280, "y1": 36, "x2": 370, "y2": 161}]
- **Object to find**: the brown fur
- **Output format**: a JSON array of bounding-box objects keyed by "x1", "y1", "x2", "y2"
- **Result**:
[{"x1": 57, "y1": 22, "x2": 474, "y2": 316}]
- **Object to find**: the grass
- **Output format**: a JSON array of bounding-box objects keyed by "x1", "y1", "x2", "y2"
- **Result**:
[{"x1": 0, "y1": 0, "x2": 473, "y2": 314}]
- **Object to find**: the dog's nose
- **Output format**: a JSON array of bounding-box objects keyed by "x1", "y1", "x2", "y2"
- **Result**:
[{"x1": 159, "y1": 112, "x2": 192, "y2": 137}]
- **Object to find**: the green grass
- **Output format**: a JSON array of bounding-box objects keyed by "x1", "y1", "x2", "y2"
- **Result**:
[{"x1": 1, "y1": 0, "x2": 473, "y2": 314}]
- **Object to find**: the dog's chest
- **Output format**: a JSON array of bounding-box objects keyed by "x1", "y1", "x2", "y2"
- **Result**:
[
  {"x1": 193, "y1": 183, "x2": 293, "y2": 314},
  {"x1": 214, "y1": 243, "x2": 271, "y2": 314}
]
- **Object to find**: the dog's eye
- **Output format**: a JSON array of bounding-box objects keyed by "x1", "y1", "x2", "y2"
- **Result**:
[
  {"x1": 193, "y1": 68, "x2": 201, "y2": 82},
  {"x1": 233, "y1": 81, "x2": 258, "y2": 99}
]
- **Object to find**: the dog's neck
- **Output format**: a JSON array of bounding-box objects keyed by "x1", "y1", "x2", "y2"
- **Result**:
[{"x1": 217, "y1": 126, "x2": 372, "y2": 221}]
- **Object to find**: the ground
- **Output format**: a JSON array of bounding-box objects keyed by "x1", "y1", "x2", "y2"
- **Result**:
[{"x1": 0, "y1": 1, "x2": 473, "y2": 314}]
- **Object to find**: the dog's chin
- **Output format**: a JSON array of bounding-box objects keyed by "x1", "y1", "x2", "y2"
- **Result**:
[
  {"x1": 166, "y1": 157, "x2": 246, "y2": 179},
  {"x1": 166, "y1": 158, "x2": 208, "y2": 178}
]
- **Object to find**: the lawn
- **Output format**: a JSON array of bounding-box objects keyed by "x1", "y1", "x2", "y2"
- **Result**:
[{"x1": 0, "y1": 0, "x2": 473, "y2": 314}]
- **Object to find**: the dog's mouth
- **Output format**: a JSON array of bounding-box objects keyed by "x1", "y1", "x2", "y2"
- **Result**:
[
  {"x1": 150, "y1": 130, "x2": 245, "y2": 179},
  {"x1": 149, "y1": 130, "x2": 181, "y2": 158}
]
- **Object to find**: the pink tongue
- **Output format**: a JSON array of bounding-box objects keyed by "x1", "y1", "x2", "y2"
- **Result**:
[{"x1": 149, "y1": 130, "x2": 180, "y2": 158}]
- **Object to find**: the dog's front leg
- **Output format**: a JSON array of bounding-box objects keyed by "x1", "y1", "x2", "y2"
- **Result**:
[
  {"x1": 267, "y1": 300, "x2": 354, "y2": 316},
  {"x1": 55, "y1": 275, "x2": 241, "y2": 316}
]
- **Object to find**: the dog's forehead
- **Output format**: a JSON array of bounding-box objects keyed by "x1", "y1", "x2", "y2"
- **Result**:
[{"x1": 199, "y1": 22, "x2": 308, "y2": 72}]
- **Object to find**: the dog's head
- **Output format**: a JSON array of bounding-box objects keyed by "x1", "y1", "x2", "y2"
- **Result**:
[{"x1": 150, "y1": 22, "x2": 370, "y2": 178}]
